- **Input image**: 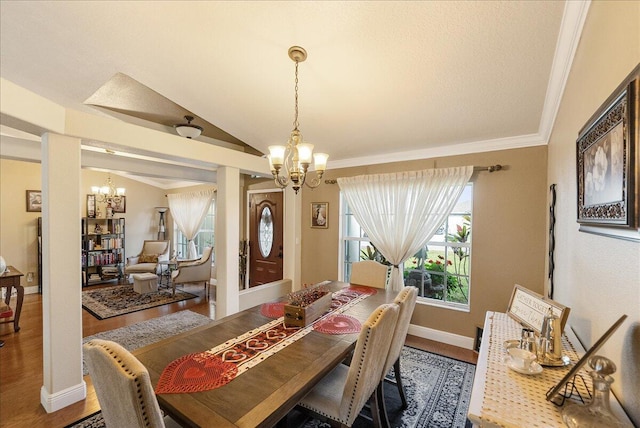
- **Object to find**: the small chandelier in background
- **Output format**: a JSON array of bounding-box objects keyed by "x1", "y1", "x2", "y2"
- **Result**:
[
  {"x1": 174, "y1": 115, "x2": 203, "y2": 139},
  {"x1": 91, "y1": 174, "x2": 125, "y2": 205},
  {"x1": 268, "y1": 46, "x2": 328, "y2": 194}
]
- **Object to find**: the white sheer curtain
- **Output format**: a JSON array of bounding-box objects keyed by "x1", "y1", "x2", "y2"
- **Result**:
[
  {"x1": 338, "y1": 166, "x2": 473, "y2": 291},
  {"x1": 167, "y1": 189, "x2": 215, "y2": 259}
]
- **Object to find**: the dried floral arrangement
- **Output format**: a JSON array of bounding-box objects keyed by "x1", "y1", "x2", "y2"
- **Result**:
[{"x1": 287, "y1": 284, "x2": 329, "y2": 307}]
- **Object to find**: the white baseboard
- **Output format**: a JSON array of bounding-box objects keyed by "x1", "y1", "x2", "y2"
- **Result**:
[
  {"x1": 40, "y1": 381, "x2": 86, "y2": 413},
  {"x1": 407, "y1": 323, "x2": 475, "y2": 350}
]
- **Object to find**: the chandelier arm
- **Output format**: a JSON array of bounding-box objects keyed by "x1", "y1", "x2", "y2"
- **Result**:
[
  {"x1": 304, "y1": 172, "x2": 325, "y2": 189},
  {"x1": 273, "y1": 174, "x2": 289, "y2": 189}
]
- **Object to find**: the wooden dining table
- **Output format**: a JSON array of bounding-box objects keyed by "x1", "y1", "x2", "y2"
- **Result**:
[{"x1": 134, "y1": 281, "x2": 396, "y2": 428}]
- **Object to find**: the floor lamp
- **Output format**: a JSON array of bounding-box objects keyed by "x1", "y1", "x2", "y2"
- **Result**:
[{"x1": 156, "y1": 207, "x2": 169, "y2": 240}]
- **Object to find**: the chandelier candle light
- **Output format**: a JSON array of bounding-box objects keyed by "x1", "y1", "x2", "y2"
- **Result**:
[
  {"x1": 91, "y1": 174, "x2": 125, "y2": 205},
  {"x1": 268, "y1": 46, "x2": 329, "y2": 194}
]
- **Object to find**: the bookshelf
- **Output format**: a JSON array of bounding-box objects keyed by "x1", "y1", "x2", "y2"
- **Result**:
[{"x1": 82, "y1": 217, "x2": 125, "y2": 287}]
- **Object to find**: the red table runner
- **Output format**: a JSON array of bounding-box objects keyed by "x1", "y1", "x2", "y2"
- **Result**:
[{"x1": 156, "y1": 286, "x2": 375, "y2": 394}]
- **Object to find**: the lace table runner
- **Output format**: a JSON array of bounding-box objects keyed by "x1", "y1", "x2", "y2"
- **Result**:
[
  {"x1": 479, "y1": 312, "x2": 589, "y2": 427},
  {"x1": 156, "y1": 286, "x2": 375, "y2": 394}
]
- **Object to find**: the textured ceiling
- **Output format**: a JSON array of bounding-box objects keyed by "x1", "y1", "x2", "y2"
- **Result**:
[{"x1": 0, "y1": 1, "x2": 566, "y2": 167}]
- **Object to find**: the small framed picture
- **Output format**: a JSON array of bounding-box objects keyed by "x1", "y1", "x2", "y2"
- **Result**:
[
  {"x1": 86, "y1": 194, "x2": 96, "y2": 218},
  {"x1": 112, "y1": 196, "x2": 126, "y2": 213},
  {"x1": 26, "y1": 190, "x2": 42, "y2": 212},
  {"x1": 311, "y1": 202, "x2": 328, "y2": 229}
]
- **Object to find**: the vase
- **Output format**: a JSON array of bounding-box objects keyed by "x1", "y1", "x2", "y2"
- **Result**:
[
  {"x1": 0, "y1": 256, "x2": 6, "y2": 275},
  {"x1": 562, "y1": 356, "x2": 628, "y2": 427}
]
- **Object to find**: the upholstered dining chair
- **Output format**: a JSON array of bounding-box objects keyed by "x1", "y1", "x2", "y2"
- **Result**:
[
  {"x1": 377, "y1": 286, "x2": 418, "y2": 428},
  {"x1": 83, "y1": 339, "x2": 181, "y2": 428},
  {"x1": 350, "y1": 260, "x2": 389, "y2": 289},
  {"x1": 124, "y1": 240, "x2": 170, "y2": 278},
  {"x1": 297, "y1": 303, "x2": 399, "y2": 428},
  {"x1": 170, "y1": 246, "x2": 213, "y2": 296}
]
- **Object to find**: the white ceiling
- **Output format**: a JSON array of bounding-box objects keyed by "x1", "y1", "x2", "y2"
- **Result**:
[{"x1": 0, "y1": 1, "x2": 581, "y2": 177}]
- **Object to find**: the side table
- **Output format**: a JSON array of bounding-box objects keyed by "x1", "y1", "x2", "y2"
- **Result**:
[
  {"x1": 0, "y1": 266, "x2": 24, "y2": 332},
  {"x1": 158, "y1": 260, "x2": 178, "y2": 290}
]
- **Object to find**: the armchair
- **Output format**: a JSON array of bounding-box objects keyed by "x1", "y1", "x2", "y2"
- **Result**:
[
  {"x1": 124, "y1": 240, "x2": 170, "y2": 279},
  {"x1": 170, "y1": 246, "x2": 213, "y2": 296}
]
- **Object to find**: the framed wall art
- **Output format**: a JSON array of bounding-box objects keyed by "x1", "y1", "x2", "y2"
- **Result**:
[
  {"x1": 26, "y1": 190, "x2": 42, "y2": 212},
  {"x1": 576, "y1": 65, "x2": 638, "y2": 234},
  {"x1": 112, "y1": 196, "x2": 126, "y2": 213},
  {"x1": 311, "y1": 202, "x2": 328, "y2": 229},
  {"x1": 86, "y1": 194, "x2": 96, "y2": 218}
]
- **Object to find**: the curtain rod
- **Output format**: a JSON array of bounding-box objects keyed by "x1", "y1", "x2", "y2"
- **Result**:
[{"x1": 324, "y1": 164, "x2": 503, "y2": 184}]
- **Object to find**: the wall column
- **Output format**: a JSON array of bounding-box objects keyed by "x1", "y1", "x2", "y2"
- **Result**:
[
  {"x1": 215, "y1": 166, "x2": 240, "y2": 318},
  {"x1": 40, "y1": 133, "x2": 85, "y2": 411}
]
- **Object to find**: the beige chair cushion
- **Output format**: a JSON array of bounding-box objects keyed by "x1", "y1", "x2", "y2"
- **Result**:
[
  {"x1": 125, "y1": 263, "x2": 159, "y2": 274},
  {"x1": 350, "y1": 260, "x2": 389, "y2": 289},
  {"x1": 299, "y1": 302, "x2": 399, "y2": 426}
]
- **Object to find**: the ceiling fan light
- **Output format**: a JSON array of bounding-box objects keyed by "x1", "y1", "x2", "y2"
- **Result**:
[{"x1": 174, "y1": 115, "x2": 203, "y2": 139}]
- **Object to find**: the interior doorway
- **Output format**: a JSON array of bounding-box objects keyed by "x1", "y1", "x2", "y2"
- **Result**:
[{"x1": 248, "y1": 191, "x2": 284, "y2": 287}]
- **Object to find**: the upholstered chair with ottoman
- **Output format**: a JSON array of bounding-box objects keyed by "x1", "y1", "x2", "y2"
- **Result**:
[{"x1": 124, "y1": 240, "x2": 170, "y2": 281}]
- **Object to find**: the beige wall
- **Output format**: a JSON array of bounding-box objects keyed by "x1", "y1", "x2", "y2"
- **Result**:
[
  {"x1": 547, "y1": 1, "x2": 640, "y2": 424},
  {"x1": 0, "y1": 159, "x2": 42, "y2": 288},
  {"x1": 0, "y1": 159, "x2": 167, "y2": 290},
  {"x1": 300, "y1": 146, "x2": 548, "y2": 339}
]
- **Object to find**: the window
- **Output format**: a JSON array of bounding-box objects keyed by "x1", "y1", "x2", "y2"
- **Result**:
[
  {"x1": 341, "y1": 183, "x2": 472, "y2": 308},
  {"x1": 174, "y1": 200, "x2": 215, "y2": 259}
]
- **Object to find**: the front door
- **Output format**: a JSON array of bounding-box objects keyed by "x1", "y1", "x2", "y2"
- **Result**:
[{"x1": 249, "y1": 191, "x2": 283, "y2": 287}]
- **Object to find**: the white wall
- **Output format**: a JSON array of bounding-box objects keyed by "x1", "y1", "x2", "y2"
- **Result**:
[{"x1": 547, "y1": 2, "x2": 640, "y2": 424}]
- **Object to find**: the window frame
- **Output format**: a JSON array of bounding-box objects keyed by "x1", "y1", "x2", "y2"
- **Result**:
[
  {"x1": 339, "y1": 183, "x2": 473, "y2": 310},
  {"x1": 173, "y1": 199, "x2": 216, "y2": 260}
]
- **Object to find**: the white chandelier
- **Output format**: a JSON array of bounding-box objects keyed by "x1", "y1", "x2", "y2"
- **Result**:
[
  {"x1": 91, "y1": 174, "x2": 125, "y2": 204},
  {"x1": 268, "y1": 46, "x2": 329, "y2": 194}
]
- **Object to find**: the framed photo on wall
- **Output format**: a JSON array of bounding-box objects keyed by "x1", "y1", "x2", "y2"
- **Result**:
[
  {"x1": 576, "y1": 65, "x2": 638, "y2": 231},
  {"x1": 311, "y1": 202, "x2": 328, "y2": 228},
  {"x1": 112, "y1": 196, "x2": 126, "y2": 213},
  {"x1": 86, "y1": 194, "x2": 96, "y2": 218},
  {"x1": 26, "y1": 190, "x2": 42, "y2": 212}
]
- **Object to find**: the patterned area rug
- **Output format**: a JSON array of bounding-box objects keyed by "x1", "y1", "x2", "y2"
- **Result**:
[
  {"x1": 68, "y1": 346, "x2": 475, "y2": 428},
  {"x1": 82, "y1": 284, "x2": 198, "y2": 319},
  {"x1": 81, "y1": 310, "x2": 212, "y2": 376}
]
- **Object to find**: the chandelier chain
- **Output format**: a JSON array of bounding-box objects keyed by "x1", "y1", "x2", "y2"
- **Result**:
[{"x1": 293, "y1": 60, "x2": 299, "y2": 131}]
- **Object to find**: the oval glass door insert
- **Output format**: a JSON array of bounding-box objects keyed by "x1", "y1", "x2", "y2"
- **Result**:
[{"x1": 259, "y1": 206, "x2": 274, "y2": 257}]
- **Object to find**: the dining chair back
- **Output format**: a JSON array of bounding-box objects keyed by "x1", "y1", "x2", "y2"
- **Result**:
[
  {"x1": 377, "y1": 286, "x2": 418, "y2": 426},
  {"x1": 298, "y1": 303, "x2": 399, "y2": 427},
  {"x1": 350, "y1": 260, "x2": 388, "y2": 289},
  {"x1": 84, "y1": 339, "x2": 167, "y2": 428}
]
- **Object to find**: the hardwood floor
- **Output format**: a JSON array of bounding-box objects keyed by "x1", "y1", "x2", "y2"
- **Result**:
[{"x1": 0, "y1": 284, "x2": 476, "y2": 428}]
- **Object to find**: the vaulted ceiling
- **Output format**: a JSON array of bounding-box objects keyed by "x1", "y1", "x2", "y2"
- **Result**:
[{"x1": 1, "y1": 1, "x2": 584, "y2": 179}]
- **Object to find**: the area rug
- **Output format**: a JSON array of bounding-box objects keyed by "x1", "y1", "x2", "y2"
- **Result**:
[
  {"x1": 82, "y1": 284, "x2": 198, "y2": 320},
  {"x1": 68, "y1": 345, "x2": 475, "y2": 428},
  {"x1": 81, "y1": 310, "x2": 212, "y2": 376}
]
